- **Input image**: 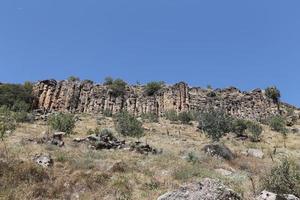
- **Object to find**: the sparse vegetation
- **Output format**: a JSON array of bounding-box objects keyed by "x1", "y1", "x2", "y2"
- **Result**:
[
  {"x1": 141, "y1": 113, "x2": 159, "y2": 123},
  {"x1": 68, "y1": 76, "x2": 80, "y2": 82},
  {"x1": 232, "y1": 119, "x2": 248, "y2": 137},
  {"x1": 198, "y1": 109, "x2": 233, "y2": 142},
  {"x1": 114, "y1": 111, "x2": 144, "y2": 138},
  {"x1": 165, "y1": 109, "x2": 178, "y2": 122},
  {"x1": 261, "y1": 158, "x2": 300, "y2": 197},
  {"x1": 265, "y1": 86, "x2": 281, "y2": 103},
  {"x1": 246, "y1": 121, "x2": 263, "y2": 142},
  {"x1": 269, "y1": 115, "x2": 287, "y2": 134},
  {"x1": 0, "y1": 106, "x2": 16, "y2": 141},
  {"x1": 144, "y1": 81, "x2": 165, "y2": 96},
  {"x1": 178, "y1": 111, "x2": 193, "y2": 124},
  {"x1": 104, "y1": 77, "x2": 127, "y2": 97},
  {"x1": 48, "y1": 113, "x2": 76, "y2": 134},
  {"x1": 103, "y1": 109, "x2": 113, "y2": 117}
]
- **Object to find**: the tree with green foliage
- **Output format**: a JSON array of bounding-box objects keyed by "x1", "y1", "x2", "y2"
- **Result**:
[
  {"x1": 261, "y1": 158, "x2": 300, "y2": 197},
  {"x1": 144, "y1": 81, "x2": 165, "y2": 96},
  {"x1": 269, "y1": 115, "x2": 287, "y2": 133},
  {"x1": 265, "y1": 86, "x2": 281, "y2": 103},
  {"x1": 198, "y1": 109, "x2": 233, "y2": 142},
  {"x1": 48, "y1": 113, "x2": 76, "y2": 134},
  {"x1": 103, "y1": 76, "x2": 114, "y2": 85},
  {"x1": 0, "y1": 106, "x2": 16, "y2": 141},
  {"x1": 0, "y1": 83, "x2": 34, "y2": 111},
  {"x1": 114, "y1": 111, "x2": 144, "y2": 138}
]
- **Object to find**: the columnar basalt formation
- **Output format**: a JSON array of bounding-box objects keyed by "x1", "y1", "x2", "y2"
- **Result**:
[{"x1": 33, "y1": 79, "x2": 280, "y2": 120}]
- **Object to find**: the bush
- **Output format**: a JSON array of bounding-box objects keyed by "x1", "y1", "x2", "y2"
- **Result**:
[
  {"x1": 265, "y1": 86, "x2": 281, "y2": 103},
  {"x1": 114, "y1": 111, "x2": 144, "y2": 138},
  {"x1": 141, "y1": 113, "x2": 159, "y2": 123},
  {"x1": 232, "y1": 119, "x2": 248, "y2": 137},
  {"x1": 104, "y1": 78, "x2": 127, "y2": 97},
  {"x1": 261, "y1": 158, "x2": 300, "y2": 197},
  {"x1": 48, "y1": 113, "x2": 75, "y2": 134},
  {"x1": 144, "y1": 81, "x2": 165, "y2": 96},
  {"x1": 0, "y1": 83, "x2": 34, "y2": 111},
  {"x1": 165, "y1": 110, "x2": 178, "y2": 122},
  {"x1": 178, "y1": 111, "x2": 193, "y2": 124},
  {"x1": 269, "y1": 115, "x2": 287, "y2": 134},
  {"x1": 0, "y1": 106, "x2": 16, "y2": 140},
  {"x1": 198, "y1": 109, "x2": 233, "y2": 142},
  {"x1": 102, "y1": 109, "x2": 113, "y2": 117},
  {"x1": 246, "y1": 121, "x2": 263, "y2": 142},
  {"x1": 68, "y1": 76, "x2": 80, "y2": 82}
]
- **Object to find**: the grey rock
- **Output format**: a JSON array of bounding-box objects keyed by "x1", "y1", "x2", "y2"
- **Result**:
[
  {"x1": 33, "y1": 153, "x2": 53, "y2": 167},
  {"x1": 202, "y1": 143, "x2": 235, "y2": 160},
  {"x1": 256, "y1": 190, "x2": 299, "y2": 200},
  {"x1": 246, "y1": 149, "x2": 264, "y2": 159},
  {"x1": 157, "y1": 178, "x2": 241, "y2": 200}
]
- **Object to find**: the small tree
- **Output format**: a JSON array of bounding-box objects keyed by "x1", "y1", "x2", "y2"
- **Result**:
[
  {"x1": 198, "y1": 109, "x2": 233, "y2": 142},
  {"x1": 48, "y1": 113, "x2": 76, "y2": 134},
  {"x1": 144, "y1": 81, "x2": 165, "y2": 96},
  {"x1": 246, "y1": 121, "x2": 263, "y2": 142},
  {"x1": 104, "y1": 78, "x2": 127, "y2": 97},
  {"x1": 261, "y1": 158, "x2": 300, "y2": 197},
  {"x1": 232, "y1": 119, "x2": 248, "y2": 137},
  {"x1": 68, "y1": 76, "x2": 80, "y2": 82},
  {"x1": 0, "y1": 107, "x2": 16, "y2": 158},
  {"x1": 114, "y1": 111, "x2": 144, "y2": 138},
  {"x1": 265, "y1": 86, "x2": 281, "y2": 103},
  {"x1": 103, "y1": 76, "x2": 114, "y2": 85},
  {"x1": 178, "y1": 111, "x2": 193, "y2": 124}
]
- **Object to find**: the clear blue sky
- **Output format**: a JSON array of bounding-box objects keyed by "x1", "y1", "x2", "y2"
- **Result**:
[{"x1": 0, "y1": 1, "x2": 299, "y2": 107}]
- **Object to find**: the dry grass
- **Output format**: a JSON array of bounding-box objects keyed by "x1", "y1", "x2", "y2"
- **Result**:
[{"x1": 0, "y1": 114, "x2": 299, "y2": 199}]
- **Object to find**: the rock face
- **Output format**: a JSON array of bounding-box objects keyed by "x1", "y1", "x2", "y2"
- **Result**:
[
  {"x1": 256, "y1": 190, "x2": 299, "y2": 200},
  {"x1": 33, "y1": 79, "x2": 280, "y2": 120},
  {"x1": 157, "y1": 178, "x2": 242, "y2": 200}
]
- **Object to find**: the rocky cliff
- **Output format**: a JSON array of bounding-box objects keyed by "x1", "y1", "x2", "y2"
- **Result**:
[{"x1": 33, "y1": 79, "x2": 281, "y2": 120}]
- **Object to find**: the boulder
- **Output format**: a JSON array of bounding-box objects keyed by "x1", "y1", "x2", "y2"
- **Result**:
[
  {"x1": 157, "y1": 178, "x2": 241, "y2": 200},
  {"x1": 130, "y1": 141, "x2": 161, "y2": 155},
  {"x1": 256, "y1": 190, "x2": 299, "y2": 200},
  {"x1": 202, "y1": 144, "x2": 235, "y2": 160},
  {"x1": 246, "y1": 149, "x2": 264, "y2": 159},
  {"x1": 33, "y1": 153, "x2": 53, "y2": 168}
]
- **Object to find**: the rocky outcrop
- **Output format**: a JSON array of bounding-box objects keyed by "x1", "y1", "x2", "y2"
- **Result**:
[
  {"x1": 33, "y1": 79, "x2": 280, "y2": 120},
  {"x1": 256, "y1": 190, "x2": 299, "y2": 200},
  {"x1": 157, "y1": 178, "x2": 242, "y2": 200}
]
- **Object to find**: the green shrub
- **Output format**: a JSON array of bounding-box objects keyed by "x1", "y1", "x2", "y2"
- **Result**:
[
  {"x1": 103, "y1": 109, "x2": 113, "y2": 117},
  {"x1": 269, "y1": 115, "x2": 287, "y2": 134},
  {"x1": 141, "y1": 113, "x2": 159, "y2": 123},
  {"x1": 178, "y1": 111, "x2": 193, "y2": 124},
  {"x1": 261, "y1": 158, "x2": 300, "y2": 197},
  {"x1": 13, "y1": 111, "x2": 34, "y2": 123},
  {"x1": 144, "y1": 81, "x2": 165, "y2": 96},
  {"x1": 114, "y1": 111, "x2": 144, "y2": 138},
  {"x1": 198, "y1": 109, "x2": 233, "y2": 142},
  {"x1": 48, "y1": 113, "x2": 75, "y2": 134},
  {"x1": 265, "y1": 86, "x2": 281, "y2": 103},
  {"x1": 104, "y1": 78, "x2": 127, "y2": 97},
  {"x1": 0, "y1": 108, "x2": 16, "y2": 140},
  {"x1": 103, "y1": 76, "x2": 114, "y2": 85},
  {"x1": 165, "y1": 110, "x2": 178, "y2": 121},
  {"x1": 232, "y1": 119, "x2": 248, "y2": 137},
  {"x1": 0, "y1": 83, "x2": 34, "y2": 111},
  {"x1": 246, "y1": 121, "x2": 263, "y2": 142},
  {"x1": 68, "y1": 76, "x2": 80, "y2": 82}
]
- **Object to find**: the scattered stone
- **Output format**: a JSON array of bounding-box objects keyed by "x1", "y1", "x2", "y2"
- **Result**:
[
  {"x1": 157, "y1": 178, "x2": 242, "y2": 200},
  {"x1": 256, "y1": 190, "x2": 299, "y2": 200},
  {"x1": 130, "y1": 141, "x2": 161, "y2": 155},
  {"x1": 33, "y1": 153, "x2": 53, "y2": 167},
  {"x1": 215, "y1": 168, "x2": 233, "y2": 176},
  {"x1": 245, "y1": 148, "x2": 264, "y2": 159},
  {"x1": 85, "y1": 132, "x2": 125, "y2": 150},
  {"x1": 202, "y1": 143, "x2": 235, "y2": 160}
]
